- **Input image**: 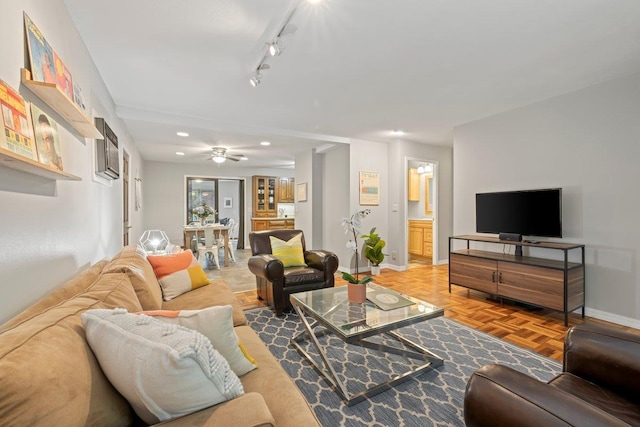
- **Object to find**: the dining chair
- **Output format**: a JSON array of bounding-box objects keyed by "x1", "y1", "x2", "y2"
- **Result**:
[
  {"x1": 197, "y1": 227, "x2": 220, "y2": 270},
  {"x1": 226, "y1": 220, "x2": 239, "y2": 262}
]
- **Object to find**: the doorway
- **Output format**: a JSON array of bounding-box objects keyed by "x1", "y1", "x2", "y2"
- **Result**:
[
  {"x1": 405, "y1": 158, "x2": 438, "y2": 268},
  {"x1": 185, "y1": 176, "x2": 245, "y2": 250}
]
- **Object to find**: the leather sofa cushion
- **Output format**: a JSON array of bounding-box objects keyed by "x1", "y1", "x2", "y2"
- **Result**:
[
  {"x1": 161, "y1": 279, "x2": 247, "y2": 327},
  {"x1": 283, "y1": 267, "x2": 325, "y2": 286},
  {"x1": 549, "y1": 373, "x2": 640, "y2": 426},
  {"x1": 103, "y1": 245, "x2": 164, "y2": 310},
  {"x1": 0, "y1": 273, "x2": 142, "y2": 427}
]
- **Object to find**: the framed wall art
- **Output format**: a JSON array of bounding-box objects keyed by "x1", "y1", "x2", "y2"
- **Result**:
[
  {"x1": 359, "y1": 170, "x2": 379, "y2": 206},
  {"x1": 297, "y1": 182, "x2": 308, "y2": 202}
]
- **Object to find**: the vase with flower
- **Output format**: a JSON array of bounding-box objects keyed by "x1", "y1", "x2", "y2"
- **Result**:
[
  {"x1": 192, "y1": 203, "x2": 216, "y2": 225},
  {"x1": 341, "y1": 209, "x2": 373, "y2": 303}
]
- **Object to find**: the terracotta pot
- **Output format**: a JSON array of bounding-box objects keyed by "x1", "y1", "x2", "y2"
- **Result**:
[{"x1": 347, "y1": 282, "x2": 367, "y2": 303}]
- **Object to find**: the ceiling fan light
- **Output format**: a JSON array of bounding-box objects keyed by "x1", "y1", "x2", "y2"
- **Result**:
[{"x1": 212, "y1": 155, "x2": 226, "y2": 163}]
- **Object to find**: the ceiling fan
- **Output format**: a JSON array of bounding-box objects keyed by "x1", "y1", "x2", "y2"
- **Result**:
[{"x1": 205, "y1": 147, "x2": 242, "y2": 163}]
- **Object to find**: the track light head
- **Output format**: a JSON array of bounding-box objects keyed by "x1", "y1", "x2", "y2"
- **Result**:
[
  {"x1": 269, "y1": 41, "x2": 282, "y2": 56},
  {"x1": 249, "y1": 64, "x2": 270, "y2": 87},
  {"x1": 249, "y1": 74, "x2": 261, "y2": 87}
]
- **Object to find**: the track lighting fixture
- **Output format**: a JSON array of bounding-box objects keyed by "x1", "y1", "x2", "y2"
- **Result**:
[{"x1": 248, "y1": 5, "x2": 301, "y2": 87}]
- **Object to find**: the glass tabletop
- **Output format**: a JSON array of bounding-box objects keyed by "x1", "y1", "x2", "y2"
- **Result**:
[{"x1": 290, "y1": 283, "x2": 444, "y2": 340}]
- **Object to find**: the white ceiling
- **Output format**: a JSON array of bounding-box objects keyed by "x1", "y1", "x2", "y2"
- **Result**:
[{"x1": 64, "y1": 0, "x2": 640, "y2": 169}]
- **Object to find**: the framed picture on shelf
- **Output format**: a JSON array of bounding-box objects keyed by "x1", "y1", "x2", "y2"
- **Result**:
[
  {"x1": 30, "y1": 104, "x2": 63, "y2": 171},
  {"x1": 297, "y1": 182, "x2": 308, "y2": 202}
]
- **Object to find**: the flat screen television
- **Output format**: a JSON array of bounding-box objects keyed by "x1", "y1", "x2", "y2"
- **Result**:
[{"x1": 475, "y1": 188, "x2": 562, "y2": 238}]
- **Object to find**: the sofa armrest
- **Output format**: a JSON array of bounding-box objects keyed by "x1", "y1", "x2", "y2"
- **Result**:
[
  {"x1": 304, "y1": 250, "x2": 339, "y2": 274},
  {"x1": 564, "y1": 323, "x2": 640, "y2": 401},
  {"x1": 464, "y1": 364, "x2": 629, "y2": 427},
  {"x1": 247, "y1": 254, "x2": 284, "y2": 282},
  {"x1": 153, "y1": 392, "x2": 275, "y2": 427}
]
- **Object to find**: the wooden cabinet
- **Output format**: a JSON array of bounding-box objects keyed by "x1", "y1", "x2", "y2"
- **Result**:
[
  {"x1": 252, "y1": 218, "x2": 295, "y2": 231},
  {"x1": 278, "y1": 177, "x2": 295, "y2": 203},
  {"x1": 408, "y1": 220, "x2": 433, "y2": 262},
  {"x1": 408, "y1": 168, "x2": 420, "y2": 201},
  {"x1": 449, "y1": 235, "x2": 586, "y2": 326},
  {"x1": 253, "y1": 176, "x2": 277, "y2": 217}
]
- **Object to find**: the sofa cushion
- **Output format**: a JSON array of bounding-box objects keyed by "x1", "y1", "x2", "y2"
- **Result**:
[
  {"x1": 0, "y1": 273, "x2": 142, "y2": 427},
  {"x1": 147, "y1": 250, "x2": 209, "y2": 301},
  {"x1": 103, "y1": 245, "x2": 164, "y2": 310},
  {"x1": 235, "y1": 325, "x2": 321, "y2": 427},
  {"x1": 269, "y1": 233, "x2": 306, "y2": 267},
  {"x1": 162, "y1": 279, "x2": 248, "y2": 327},
  {"x1": 82, "y1": 308, "x2": 244, "y2": 425},
  {"x1": 141, "y1": 306, "x2": 257, "y2": 376},
  {"x1": 0, "y1": 259, "x2": 109, "y2": 332}
]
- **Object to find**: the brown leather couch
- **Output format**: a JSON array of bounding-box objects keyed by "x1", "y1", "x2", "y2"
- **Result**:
[
  {"x1": 248, "y1": 229, "x2": 338, "y2": 316},
  {"x1": 464, "y1": 322, "x2": 640, "y2": 427}
]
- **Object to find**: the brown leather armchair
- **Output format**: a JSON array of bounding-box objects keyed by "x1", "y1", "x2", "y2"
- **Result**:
[
  {"x1": 248, "y1": 229, "x2": 339, "y2": 316},
  {"x1": 464, "y1": 322, "x2": 640, "y2": 427}
]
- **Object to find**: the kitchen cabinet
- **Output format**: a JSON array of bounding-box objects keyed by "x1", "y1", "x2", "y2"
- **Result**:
[
  {"x1": 408, "y1": 168, "x2": 420, "y2": 201},
  {"x1": 278, "y1": 177, "x2": 295, "y2": 203},
  {"x1": 252, "y1": 218, "x2": 295, "y2": 231},
  {"x1": 253, "y1": 176, "x2": 277, "y2": 217},
  {"x1": 408, "y1": 220, "x2": 433, "y2": 262}
]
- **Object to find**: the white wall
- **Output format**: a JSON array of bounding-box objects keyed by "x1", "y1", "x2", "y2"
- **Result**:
[
  {"x1": 387, "y1": 140, "x2": 454, "y2": 268},
  {"x1": 294, "y1": 150, "x2": 314, "y2": 246},
  {"x1": 0, "y1": 0, "x2": 144, "y2": 325},
  {"x1": 142, "y1": 160, "x2": 292, "y2": 248},
  {"x1": 217, "y1": 179, "x2": 240, "y2": 228},
  {"x1": 322, "y1": 145, "x2": 351, "y2": 269},
  {"x1": 454, "y1": 71, "x2": 640, "y2": 327}
]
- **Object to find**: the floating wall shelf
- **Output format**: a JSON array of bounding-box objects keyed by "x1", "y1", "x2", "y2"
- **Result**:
[
  {"x1": 20, "y1": 68, "x2": 103, "y2": 139},
  {"x1": 0, "y1": 147, "x2": 81, "y2": 180}
]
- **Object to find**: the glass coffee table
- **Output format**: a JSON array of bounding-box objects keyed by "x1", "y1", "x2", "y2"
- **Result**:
[{"x1": 289, "y1": 283, "x2": 444, "y2": 406}]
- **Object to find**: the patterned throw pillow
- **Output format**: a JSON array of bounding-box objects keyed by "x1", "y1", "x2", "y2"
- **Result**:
[
  {"x1": 139, "y1": 306, "x2": 257, "y2": 376},
  {"x1": 147, "y1": 250, "x2": 209, "y2": 300},
  {"x1": 269, "y1": 233, "x2": 306, "y2": 267},
  {"x1": 81, "y1": 308, "x2": 243, "y2": 425}
]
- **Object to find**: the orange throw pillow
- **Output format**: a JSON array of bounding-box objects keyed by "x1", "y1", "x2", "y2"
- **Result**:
[{"x1": 147, "y1": 250, "x2": 209, "y2": 300}]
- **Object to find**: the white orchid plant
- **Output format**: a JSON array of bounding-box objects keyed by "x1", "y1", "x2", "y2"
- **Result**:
[{"x1": 341, "y1": 208, "x2": 373, "y2": 284}]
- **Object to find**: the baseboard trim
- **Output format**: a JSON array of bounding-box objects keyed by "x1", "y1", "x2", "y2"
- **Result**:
[{"x1": 582, "y1": 307, "x2": 640, "y2": 329}]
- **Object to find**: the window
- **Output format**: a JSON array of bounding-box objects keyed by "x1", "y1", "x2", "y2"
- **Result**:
[{"x1": 186, "y1": 177, "x2": 218, "y2": 223}]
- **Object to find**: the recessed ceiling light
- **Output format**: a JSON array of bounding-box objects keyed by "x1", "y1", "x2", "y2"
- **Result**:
[
  {"x1": 176, "y1": 132, "x2": 189, "y2": 137},
  {"x1": 308, "y1": 0, "x2": 322, "y2": 3},
  {"x1": 391, "y1": 130, "x2": 406, "y2": 136},
  {"x1": 260, "y1": 141, "x2": 271, "y2": 146},
  {"x1": 175, "y1": 151, "x2": 185, "y2": 156},
  {"x1": 240, "y1": 156, "x2": 249, "y2": 160}
]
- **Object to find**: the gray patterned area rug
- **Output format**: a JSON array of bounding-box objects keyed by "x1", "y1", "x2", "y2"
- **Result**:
[{"x1": 245, "y1": 307, "x2": 561, "y2": 427}]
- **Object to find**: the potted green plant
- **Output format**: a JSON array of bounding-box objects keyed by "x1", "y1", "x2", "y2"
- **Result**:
[{"x1": 362, "y1": 227, "x2": 386, "y2": 275}]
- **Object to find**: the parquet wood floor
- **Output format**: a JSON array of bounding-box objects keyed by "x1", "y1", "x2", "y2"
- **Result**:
[{"x1": 236, "y1": 264, "x2": 639, "y2": 362}]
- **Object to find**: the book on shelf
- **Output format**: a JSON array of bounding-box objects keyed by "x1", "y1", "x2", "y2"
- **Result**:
[
  {"x1": 53, "y1": 52, "x2": 74, "y2": 100},
  {"x1": 30, "y1": 103, "x2": 64, "y2": 171},
  {"x1": 24, "y1": 13, "x2": 56, "y2": 84},
  {"x1": 0, "y1": 79, "x2": 38, "y2": 160}
]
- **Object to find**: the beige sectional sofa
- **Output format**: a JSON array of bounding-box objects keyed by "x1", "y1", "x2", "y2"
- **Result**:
[{"x1": 0, "y1": 245, "x2": 320, "y2": 427}]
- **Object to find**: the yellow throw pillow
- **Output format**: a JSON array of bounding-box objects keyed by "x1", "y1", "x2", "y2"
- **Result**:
[{"x1": 269, "y1": 233, "x2": 306, "y2": 267}]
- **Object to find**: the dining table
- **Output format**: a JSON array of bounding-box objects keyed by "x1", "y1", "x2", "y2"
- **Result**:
[{"x1": 183, "y1": 224, "x2": 231, "y2": 267}]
